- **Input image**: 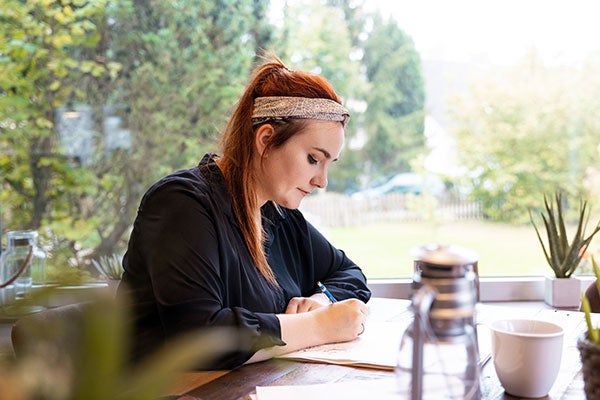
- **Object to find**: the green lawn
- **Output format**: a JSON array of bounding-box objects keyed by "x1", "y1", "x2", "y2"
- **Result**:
[{"x1": 327, "y1": 220, "x2": 583, "y2": 278}]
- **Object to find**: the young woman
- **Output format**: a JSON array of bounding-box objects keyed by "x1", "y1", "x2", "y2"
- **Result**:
[{"x1": 118, "y1": 54, "x2": 371, "y2": 369}]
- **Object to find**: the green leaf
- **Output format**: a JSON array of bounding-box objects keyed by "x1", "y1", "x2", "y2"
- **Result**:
[
  {"x1": 49, "y1": 80, "x2": 61, "y2": 91},
  {"x1": 582, "y1": 294, "x2": 600, "y2": 345},
  {"x1": 71, "y1": 296, "x2": 127, "y2": 400},
  {"x1": 594, "y1": 257, "x2": 600, "y2": 295},
  {"x1": 35, "y1": 117, "x2": 53, "y2": 129},
  {"x1": 119, "y1": 328, "x2": 239, "y2": 400}
]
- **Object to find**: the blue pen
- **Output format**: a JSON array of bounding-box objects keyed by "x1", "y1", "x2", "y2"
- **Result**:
[{"x1": 317, "y1": 281, "x2": 337, "y2": 303}]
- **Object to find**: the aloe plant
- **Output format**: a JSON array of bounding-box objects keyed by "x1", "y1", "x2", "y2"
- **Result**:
[
  {"x1": 529, "y1": 192, "x2": 600, "y2": 278},
  {"x1": 91, "y1": 253, "x2": 124, "y2": 280}
]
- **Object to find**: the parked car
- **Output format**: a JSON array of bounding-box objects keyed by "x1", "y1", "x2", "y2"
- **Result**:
[{"x1": 351, "y1": 172, "x2": 445, "y2": 199}]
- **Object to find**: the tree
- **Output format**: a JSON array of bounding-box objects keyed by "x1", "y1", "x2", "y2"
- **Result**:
[
  {"x1": 361, "y1": 13, "x2": 426, "y2": 178},
  {"x1": 450, "y1": 53, "x2": 600, "y2": 222},
  {"x1": 86, "y1": 0, "x2": 271, "y2": 259},
  {"x1": 250, "y1": 0, "x2": 275, "y2": 61},
  {"x1": 326, "y1": 0, "x2": 366, "y2": 49},
  {"x1": 0, "y1": 0, "x2": 119, "y2": 267},
  {"x1": 1, "y1": 0, "x2": 275, "y2": 270},
  {"x1": 274, "y1": 0, "x2": 367, "y2": 192}
]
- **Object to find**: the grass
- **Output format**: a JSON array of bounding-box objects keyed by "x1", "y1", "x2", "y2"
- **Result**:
[{"x1": 326, "y1": 220, "x2": 598, "y2": 279}]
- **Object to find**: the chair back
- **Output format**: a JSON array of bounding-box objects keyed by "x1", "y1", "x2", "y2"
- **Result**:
[{"x1": 11, "y1": 302, "x2": 87, "y2": 361}]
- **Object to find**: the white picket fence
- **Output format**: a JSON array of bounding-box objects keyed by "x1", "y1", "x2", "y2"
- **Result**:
[{"x1": 299, "y1": 192, "x2": 483, "y2": 228}]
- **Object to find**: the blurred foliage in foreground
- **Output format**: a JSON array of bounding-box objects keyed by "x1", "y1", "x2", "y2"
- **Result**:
[{"x1": 0, "y1": 289, "x2": 240, "y2": 400}]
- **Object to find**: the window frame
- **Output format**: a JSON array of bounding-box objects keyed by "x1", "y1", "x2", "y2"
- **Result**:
[{"x1": 368, "y1": 276, "x2": 595, "y2": 302}]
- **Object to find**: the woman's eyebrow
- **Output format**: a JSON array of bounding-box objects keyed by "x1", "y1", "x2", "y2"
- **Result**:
[{"x1": 313, "y1": 147, "x2": 337, "y2": 161}]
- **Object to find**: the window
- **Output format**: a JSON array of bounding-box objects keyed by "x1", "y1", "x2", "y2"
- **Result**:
[
  {"x1": 300, "y1": 0, "x2": 600, "y2": 286},
  {"x1": 2, "y1": 0, "x2": 599, "y2": 301}
]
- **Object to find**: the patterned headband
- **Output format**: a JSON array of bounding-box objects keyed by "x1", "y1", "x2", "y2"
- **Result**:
[{"x1": 251, "y1": 96, "x2": 350, "y2": 127}]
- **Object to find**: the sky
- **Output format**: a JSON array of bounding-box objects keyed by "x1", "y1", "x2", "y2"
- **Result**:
[{"x1": 364, "y1": 0, "x2": 600, "y2": 66}]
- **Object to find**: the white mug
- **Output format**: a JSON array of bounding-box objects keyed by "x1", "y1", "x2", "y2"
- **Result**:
[{"x1": 490, "y1": 318, "x2": 564, "y2": 398}]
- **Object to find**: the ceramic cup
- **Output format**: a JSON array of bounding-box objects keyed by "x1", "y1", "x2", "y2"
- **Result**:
[{"x1": 490, "y1": 318, "x2": 564, "y2": 398}]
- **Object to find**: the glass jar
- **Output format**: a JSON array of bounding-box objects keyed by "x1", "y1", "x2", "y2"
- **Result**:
[{"x1": 0, "y1": 230, "x2": 46, "y2": 305}]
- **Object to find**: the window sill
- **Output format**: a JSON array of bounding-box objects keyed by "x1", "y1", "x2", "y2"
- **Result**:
[{"x1": 368, "y1": 275, "x2": 596, "y2": 302}]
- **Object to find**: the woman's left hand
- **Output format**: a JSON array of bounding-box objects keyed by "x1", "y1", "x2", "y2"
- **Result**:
[{"x1": 285, "y1": 293, "x2": 330, "y2": 313}]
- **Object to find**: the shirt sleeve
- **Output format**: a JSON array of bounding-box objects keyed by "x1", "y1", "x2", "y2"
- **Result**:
[
  {"x1": 129, "y1": 179, "x2": 284, "y2": 369},
  {"x1": 302, "y1": 216, "x2": 372, "y2": 303}
]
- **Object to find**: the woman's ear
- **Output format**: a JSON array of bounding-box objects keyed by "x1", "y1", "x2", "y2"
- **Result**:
[{"x1": 255, "y1": 124, "x2": 274, "y2": 157}]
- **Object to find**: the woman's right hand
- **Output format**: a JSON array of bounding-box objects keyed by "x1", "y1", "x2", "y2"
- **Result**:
[
  {"x1": 312, "y1": 298, "x2": 368, "y2": 343},
  {"x1": 248, "y1": 298, "x2": 369, "y2": 364}
]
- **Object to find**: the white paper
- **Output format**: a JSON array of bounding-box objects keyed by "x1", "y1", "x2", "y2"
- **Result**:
[
  {"x1": 255, "y1": 378, "x2": 400, "y2": 400},
  {"x1": 276, "y1": 298, "x2": 412, "y2": 369}
]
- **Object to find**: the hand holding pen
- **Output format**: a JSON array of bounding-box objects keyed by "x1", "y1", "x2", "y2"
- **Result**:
[
  {"x1": 315, "y1": 281, "x2": 366, "y2": 338},
  {"x1": 317, "y1": 281, "x2": 337, "y2": 303}
]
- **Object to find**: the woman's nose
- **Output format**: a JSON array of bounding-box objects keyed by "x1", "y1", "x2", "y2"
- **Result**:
[{"x1": 311, "y1": 170, "x2": 328, "y2": 189}]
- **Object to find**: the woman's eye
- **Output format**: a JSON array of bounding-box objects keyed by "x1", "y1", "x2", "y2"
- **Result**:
[{"x1": 308, "y1": 155, "x2": 318, "y2": 165}]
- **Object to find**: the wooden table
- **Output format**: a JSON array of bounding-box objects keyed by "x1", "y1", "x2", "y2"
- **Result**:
[{"x1": 167, "y1": 299, "x2": 589, "y2": 400}]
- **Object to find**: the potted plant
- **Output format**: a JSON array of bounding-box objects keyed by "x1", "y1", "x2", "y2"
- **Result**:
[
  {"x1": 529, "y1": 191, "x2": 600, "y2": 308},
  {"x1": 578, "y1": 256, "x2": 600, "y2": 399},
  {"x1": 91, "y1": 253, "x2": 124, "y2": 295}
]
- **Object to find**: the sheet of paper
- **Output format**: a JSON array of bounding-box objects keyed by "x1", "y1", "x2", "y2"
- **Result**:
[
  {"x1": 255, "y1": 378, "x2": 400, "y2": 400},
  {"x1": 277, "y1": 319, "x2": 408, "y2": 369}
]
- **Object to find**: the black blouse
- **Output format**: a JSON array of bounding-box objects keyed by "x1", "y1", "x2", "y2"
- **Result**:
[{"x1": 119, "y1": 153, "x2": 371, "y2": 369}]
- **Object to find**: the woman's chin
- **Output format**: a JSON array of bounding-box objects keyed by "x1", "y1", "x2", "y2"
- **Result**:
[{"x1": 277, "y1": 198, "x2": 301, "y2": 210}]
